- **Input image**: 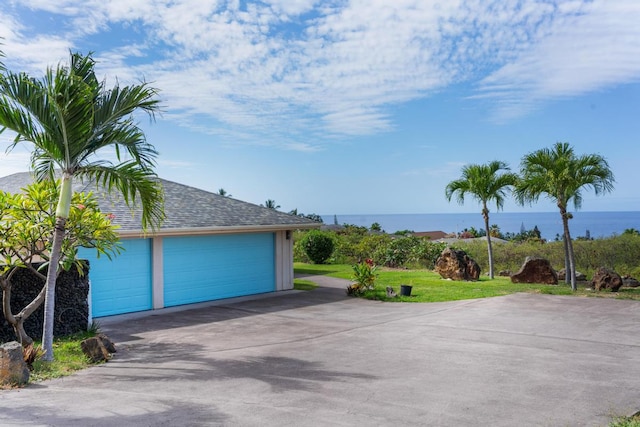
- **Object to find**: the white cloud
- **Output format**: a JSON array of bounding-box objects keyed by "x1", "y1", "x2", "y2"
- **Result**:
[
  {"x1": 2, "y1": 0, "x2": 640, "y2": 145},
  {"x1": 476, "y1": 0, "x2": 640, "y2": 120}
]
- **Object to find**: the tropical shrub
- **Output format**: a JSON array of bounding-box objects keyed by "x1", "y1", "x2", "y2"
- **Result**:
[
  {"x1": 300, "y1": 230, "x2": 335, "y2": 264},
  {"x1": 348, "y1": 258, "x2": 378, "y2": 296},
  {"x1": 409, "y1": 240, "x2": 448, "y2": 269},
  {"x1": 292, "y1": 230, "x2": 314, "y2": 262},
  {"x1": 376, "y1": 236, "x2": 419, "y2": 267},
  {"x1": 354, "y1": 234, "x2": 392, "y2": 263}
]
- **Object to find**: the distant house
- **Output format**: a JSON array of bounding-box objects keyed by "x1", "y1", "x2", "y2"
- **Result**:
[
  {"x1": 411, "y1": 231, "x2": 448, "y2": 240},
  {"x1": 0, "y1": 172, "x2": 320, "y2": 318},
  {"x1": 437, "y1": 236, "x2": 509, "y2": 245}
]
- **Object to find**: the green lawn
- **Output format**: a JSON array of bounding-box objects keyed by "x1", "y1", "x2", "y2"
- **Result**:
[
  {"x1": 294, "y1": 263, "x2": 640, "y2": 302},
  {"x1": 293, "y1": 278, "x2": 318, "y2": 291}
]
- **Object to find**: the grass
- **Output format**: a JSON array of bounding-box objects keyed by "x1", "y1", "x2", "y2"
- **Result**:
[
  {"x1": 610, "y1": 414, "x2": 640, "y2": 427},
  {"x1": 294, "y1": 262, "x2": 640, "y2": 302},
  {"x1": 28, "y1": 330, "x2": 98, "y2": 383},
  {"x1": 294, "y1": 279, "x2": 318, "y2": 291},
  {"x1": 1, "y1": 331, "x2": 97, "y2": 389}
]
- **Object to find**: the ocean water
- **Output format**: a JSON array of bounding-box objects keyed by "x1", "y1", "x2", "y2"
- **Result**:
[{"x1": 321, "y1": 211, "x2": 640, "y2": 240}]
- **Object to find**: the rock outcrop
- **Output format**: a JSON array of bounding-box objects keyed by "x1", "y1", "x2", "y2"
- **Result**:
[
  {"x1": 622, "y1": 275, "x2": 640, "y2": 288},
  {"x1": 591, "y1": 267, "x2": 623, "y2": 292},
  {"x1": 0, "y1": 341, "x2": 30, "y2": 386},
  {"x1": 435, "y1": 248, "x2": 481, "y2": 281},
  {"x1": 557, "y1": 269, "x2": 587, "y2": 281},
  {"x1": 511, "y1": 257, "x2": 558, "y2": 285},
  {"x1": 81, "y1": 334, "x2": 116, "y2": 363}
]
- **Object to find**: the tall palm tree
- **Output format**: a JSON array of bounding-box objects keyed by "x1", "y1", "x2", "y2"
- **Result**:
[
  {"x1": 0, "y1": 51, "x2": 163, "y2": 360},
  {"x1": 514, "y1": 142, "x2": 614, "y2": 291},
  {"x1": 445, "y1": 161, "x2": 518, "y2": 279}
]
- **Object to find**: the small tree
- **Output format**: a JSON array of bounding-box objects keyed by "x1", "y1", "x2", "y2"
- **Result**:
[
  {"x1": 300, "y1": 230, "x2": 334, "y2": 264},
  {"x1": 0, "y1": 180, "x2": 120, "y2": 347}
]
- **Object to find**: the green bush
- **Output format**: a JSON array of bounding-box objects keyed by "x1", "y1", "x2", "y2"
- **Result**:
[
  {"x1": 376, "y1": 236, "x2": 419, "y2": 267},
  {"x1": 293, "y1": 237, "x2": 310, "y2": 263},
  {"x1": 372, "y1": 236, "x2": 446, "y2": 269},
  {"x1": 300, "y1": 230, "x2": 335, "y2": 264},
  {"x1": 409, "y1": 240, "x2": 448, "y2": 269}
]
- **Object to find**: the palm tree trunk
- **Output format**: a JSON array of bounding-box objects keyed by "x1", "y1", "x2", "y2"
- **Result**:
[
  {"x1": 560, "y1": 207, "x2": 577, "y2": 291},
  {"x1": 563, "y1": 239, "x2": 569, "y2": 284},
  {"x1": 41, "y1": 173, "x2": 73, "y2": 361},
  {"x1": 483, "y1": 205, "x2": 494, "y2": 279}
]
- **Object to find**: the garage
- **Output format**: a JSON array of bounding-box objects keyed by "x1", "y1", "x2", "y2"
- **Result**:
[
  {"x1": 0, "y1": 172, "x2": 320, "y2": 318},
  {"x1": 163, "y1": 233, "x2": 276, "y2": 307},
  {"x1": 79, "y1": 238, "x2": 153, "y2": 317}
]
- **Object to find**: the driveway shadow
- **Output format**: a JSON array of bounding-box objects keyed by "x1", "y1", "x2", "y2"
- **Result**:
[
  {"x1": 100, "y1": 286, "x2": 350, "y2": 342},
  {"x1": 104, "y1": 342, "x2": 376, "y2": 394}
]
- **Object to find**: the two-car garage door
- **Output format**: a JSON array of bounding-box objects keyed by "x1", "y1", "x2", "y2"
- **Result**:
[
  {"x1": 83, "y1": 232, "x2": 276, "y2": 317},
  {"x1": 163, "y1": 233, "x2": 275, "y2": 307}
]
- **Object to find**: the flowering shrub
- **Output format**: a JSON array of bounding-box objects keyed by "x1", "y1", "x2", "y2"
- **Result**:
[{"x1": 348, "y1": 258, "x2": 378, "y2": 295}]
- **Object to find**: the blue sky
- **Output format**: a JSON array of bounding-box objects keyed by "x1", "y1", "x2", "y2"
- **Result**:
[{"x1": 1, "y1": 0, "x2": 639, "y2": 216}]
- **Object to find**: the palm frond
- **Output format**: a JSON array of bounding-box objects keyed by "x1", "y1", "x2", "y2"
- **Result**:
[
  {"x1": 517, "y1": 142, "x2": 615, "y2": 212},
  {"x1": 79, "y1": 164, "x2": 165, "y2": 231}
]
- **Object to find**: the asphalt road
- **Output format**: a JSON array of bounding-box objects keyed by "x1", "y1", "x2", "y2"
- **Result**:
[{"x1": 1, "y1": 276, "x2": 638, "y2": 426}]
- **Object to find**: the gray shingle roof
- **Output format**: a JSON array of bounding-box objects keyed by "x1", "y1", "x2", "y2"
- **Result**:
[{"x1": 0, "y1": 172, "x2": 321, "y2": 235}]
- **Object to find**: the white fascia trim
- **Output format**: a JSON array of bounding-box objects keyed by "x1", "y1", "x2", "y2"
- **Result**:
[{"x1": 117, "y1": 223, "x2": 321, "y2": 238}]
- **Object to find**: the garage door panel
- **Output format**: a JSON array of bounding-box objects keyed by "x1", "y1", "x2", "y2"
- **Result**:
[
  {"x1": 79, "y1": 239, "x2": 153, "y2": 317},
  {"x1": 164, "y1": 233, "x2": 275, "y2": 307}
]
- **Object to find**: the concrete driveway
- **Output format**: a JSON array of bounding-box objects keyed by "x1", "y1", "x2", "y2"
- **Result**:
[{"x1": 1, "y1": 276, "x2": 639, "y2": 426}]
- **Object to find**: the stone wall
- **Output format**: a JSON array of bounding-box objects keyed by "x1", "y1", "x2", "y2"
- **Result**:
[{"x1": 0, "y1": 263, "x2": 89, "y2": 343}]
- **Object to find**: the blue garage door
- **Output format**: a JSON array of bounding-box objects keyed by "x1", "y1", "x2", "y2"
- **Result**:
[
  {"x1": 163, "y1": 233, "x2": 275, "y2": 307},
  {"x1": 79, "y1": 238, "x2": 153, "y2": 317}
]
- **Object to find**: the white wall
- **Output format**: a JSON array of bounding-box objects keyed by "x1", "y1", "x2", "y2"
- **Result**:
[{"x1": 275, "y1": 230, "x2": 294, "y2": 291}]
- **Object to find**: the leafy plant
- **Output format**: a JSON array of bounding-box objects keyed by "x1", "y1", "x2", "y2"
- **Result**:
[
  {"x1": 23, "y1": 344, "x2": 45, "y2": 370},
  {"x1": 349, "y1": 258, "x2": 378, "y2": 295},
  {"x1": 300, "y1": 230, "x2": 335, "y2": 264},
  {"x1": 0, "y1": 180, "x2": 120, "y2": 347}
]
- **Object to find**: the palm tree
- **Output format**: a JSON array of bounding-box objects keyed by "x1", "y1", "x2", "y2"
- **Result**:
[
  {"x1": 217, "y1": 188, "x2": 232, "y2": 197},
  {"x1": 514, "y1": 142, "x2": 614, "y2": 291},
  {"x1": 0, "y1": 51, "x2": 163, "y2": 360},
  {"x1": 262, "y1": 199, "x2": 280, "y2": 210},
  {"x1": 445, "y1": 161, "x2": 518, "y2": 279}
]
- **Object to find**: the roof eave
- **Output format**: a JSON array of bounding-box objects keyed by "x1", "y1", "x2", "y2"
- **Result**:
[{"x1": 117, "y1": 222, "x2": 322, "y2": 238}]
